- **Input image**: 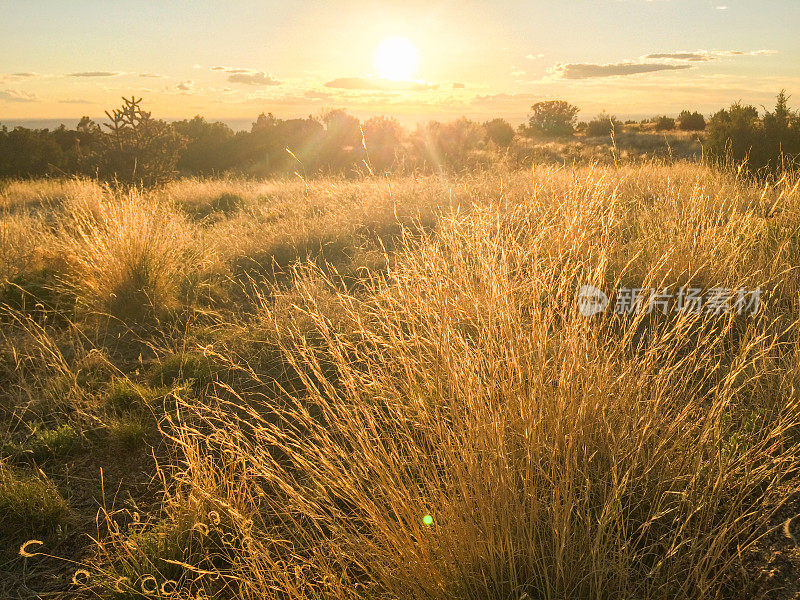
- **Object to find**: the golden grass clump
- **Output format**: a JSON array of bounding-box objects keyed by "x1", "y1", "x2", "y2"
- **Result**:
[
  {"x1": 54, "y1": 189, "x2": 210, "y2": 322},
  {"x1": 0, "y1": 214, "x2": 55, "y2": 283}
]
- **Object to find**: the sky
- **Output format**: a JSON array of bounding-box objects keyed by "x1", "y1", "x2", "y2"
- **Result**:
[{"x1": 1, "y1": 0, "x2": 798, "y2": 126}]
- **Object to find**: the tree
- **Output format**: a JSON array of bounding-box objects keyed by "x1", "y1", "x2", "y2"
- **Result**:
[
  {"x1": 92, "y1": 97, "x2": 185, "y2": 186},
  {"x1": 0, "y1": 126, "x2": 66, "y2": 178},
  {"x1": 172, "y1": 116, "x2": 234, "y2": 174},
  {"x1": 484, "y1": 118, "x2": 515, "y2": 147},
  {"x1": 251, "y1": 112, "x2": 278, "y2": 134},
  {"x1": 704, "y1": 102, "x2": 762, "y2": 170},
  {"x1": 315, "y1": 109, "x2": 363, "y2": 171},
  {"x1": 231, "y1": 115, "x2": 324, "y2": 176},
  {"x1": 654, "y1": 116, "x2": 676, "y2": 131},
  {"x1": 523, "y1": 101, "x2": 580, "y2": 138},
  {"x1": 410, "y1": 118, "x2": 486, "y2": 172},
  {"x1": 762, "y1": 90, "x2": 800, "y2": 170},
  {"x1": 320, "y1": 109, "x2": 362, "y2": 149},
  {"x1": 678, "y1": 110, "x2": 706, "y2": 131},
  {"x1": 362, "y1": 116, "x2": 404, "y2": 172}
]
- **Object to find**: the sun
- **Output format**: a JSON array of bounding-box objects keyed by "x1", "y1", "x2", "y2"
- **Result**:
[{"x1": 373, "y1": 36, "x2": 420, "y2": 81}]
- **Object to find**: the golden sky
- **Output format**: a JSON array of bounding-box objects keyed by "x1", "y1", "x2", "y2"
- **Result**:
[{"x1": 1, "y1": 0, "x2": 798, "y2": 124}]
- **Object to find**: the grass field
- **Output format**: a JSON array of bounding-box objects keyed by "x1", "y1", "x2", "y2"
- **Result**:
[{"x1": 1, "y1": 161, "x2": 800, "y2": 599}]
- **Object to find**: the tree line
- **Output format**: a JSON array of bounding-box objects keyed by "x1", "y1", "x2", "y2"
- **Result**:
[{"x1": 1, "y1": 92, "x2": 798, "y2": 184}]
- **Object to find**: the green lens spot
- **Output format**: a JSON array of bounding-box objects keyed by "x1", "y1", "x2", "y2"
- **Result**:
[{"x1": 422, "y1": 514, "x2": 433, "y2": 526}]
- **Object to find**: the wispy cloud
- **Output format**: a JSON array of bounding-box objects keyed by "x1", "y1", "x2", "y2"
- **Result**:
[
  {"x1": 525, "y1": 53, "x2": 545, "y2": 60},
  {"x1": 324, "y1": 77, "x2": 438, "y2": 91},
  {"x1": 209, "y1": 66, "x2": 281, "y2": 86},
  {"x1": 2, "y1": 72, "x2": 39, "y2": 81},
  {"x1": 59, "y1": 98, "x2": 92, "y2": 104},
  {"x1": 550, "y1": 48, "x2": 778, "y2": 81},
  {"x1": 0, "y1": 89, "x2": 39, "y2": 102},
  {"x1": 552, "y1": 62, "x2": 692, "y2": 79},
  {"x1": 227, "y1": 72, "x2": 281, "y2": 86},
  {"x1": 176, "y1": 80, "x2": 194, "y2": 91},
  {"x1": 211, "y1": 66, "x2": 259, "y2": 74},
  {"x1": 140, "y1": 73, "x2": 168, "y2": 78},
  {"x1": 644, "y1": 49, "x2": 778, "y2": 62},
  {"x1": 645, "y1": 52, "x2": 711, "y2": 62},
  {"x1": 67, "y1": 71, "x2": 121, "y2": 77}
]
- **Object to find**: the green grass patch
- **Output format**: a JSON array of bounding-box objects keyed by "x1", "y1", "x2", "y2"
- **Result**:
[
  {"x1": 107, "y1": 414, "x2": 149, "y2": 451},
  {"x1": 23, "y1": 423, "x2": 83, "y2": 461},
  {"x1": 0, "y1": 465, "x2": 72, "y2": 535},
  {"x1": 105, "y1": 378, "x2": 166, "y2": 414},
  {"x1": 147, "y1": 351, "x2": 225, "y2": 389}
]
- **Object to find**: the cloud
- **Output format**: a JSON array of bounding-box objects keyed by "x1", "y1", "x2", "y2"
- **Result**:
[
  {"x1": 0, "y1": 72, "x2": 39, "y2": 84},
  {"x1": 324, "y1": 77, "x2": 438, "y2": 91},
  {"x1": 67, "y1": 71, "x2": 121, "y2": 77},
  {"x1": 526, "y1": 53, "x2": 545, "y2": 60},
  {"x1": 209, "y1": 66, "x2": 281, "y2": 86},
  {"x1": 227, "y1": 71, "x2": 281, "y2": 86},
  {"x1": 715, "y1": 5, "x2": 728, "y2": 9},
  {"x1": 553, "y1": 62, "x2": 692, "y2": 79},
  {"x1": 140, "y1": 73, "x2": 168, "y2": 78},
  {"x1": 59, "y1": 98, "x2": 91, "y2": 104},
  {"x1": 644, "y1": 49, "x2": 778, "y2": 62},
  {"x1": 645, "y1": 52, "x2": 711, "y2": 62},
  {"x1": 453, "y1": 82, "x2": 466, "y2": 89},
  {"x1": 211, "y1": 66, "x2": 254, "y2": 74},
  {"x1": 176, "y1": 80, "x2": 194, "y2": 91},
  {"x1": 0, "y1": 89, "x2": 39, "y2": 102}
]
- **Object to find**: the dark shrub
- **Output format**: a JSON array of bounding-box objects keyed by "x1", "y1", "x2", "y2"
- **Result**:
[
  {"x1": 678, "y1": 110, "x2": 706, "y2": 131},
  {"x1": 586, "y1": 113, "x2": 623, "y2": 137},
  {"x1": 484, "y1": 118, "x2": 516, "y2": 147},
  {"x1": 523, "y1": 101, "x2": 580, "y2": 138},
  {"x1": 704, "y1": 92, "x2": 800, "y2": 176},
  {"x1": 410, "y1": 118, "x2": 486, "y2": 172},
  {"x1": 704, "y1": 102, "x2": 762, "y2": 170},
  {"x1": 362, "y1": 116, "x2": 405, "y2": 172},
  {"x1": 172, "y1": 116, "x2": 235, "y2": 175},
  {"x1": 654, "y1": 116, "x2": 676, "y2": 131}
]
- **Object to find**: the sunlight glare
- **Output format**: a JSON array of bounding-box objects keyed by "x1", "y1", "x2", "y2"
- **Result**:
[{"x1": 373, "y1": 36, "x2": 420, "y2": 81}]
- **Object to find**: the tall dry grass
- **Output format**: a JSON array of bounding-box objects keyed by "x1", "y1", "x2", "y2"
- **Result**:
[
  {"x1": 1, "y1": 163, "x2": 799, "y2": 599},
  {"x1": 0, "y1": 177, "x2": 107, "y2": 213},
  {"x1": 81, "y1": 163, "x2": 800, "y2": 599}
]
